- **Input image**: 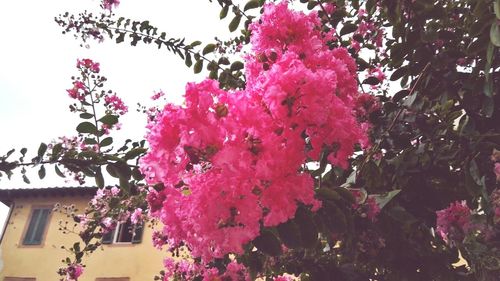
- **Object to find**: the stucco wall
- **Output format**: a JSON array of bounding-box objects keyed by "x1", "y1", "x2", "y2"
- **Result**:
[{"x1": 0, "y1": 195, "x2": 166, "y2": 281}]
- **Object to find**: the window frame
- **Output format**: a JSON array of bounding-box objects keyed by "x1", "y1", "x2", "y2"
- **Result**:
[
  {"x1": 101, "y1": 219, "x2": 143, "y2": 245},
  {"x1": 19, "y1": 205, "x2": 53, "y2": 248}
]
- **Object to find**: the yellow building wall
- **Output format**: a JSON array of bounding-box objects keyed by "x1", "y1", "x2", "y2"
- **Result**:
[{"x1": 0, "y1": 195, "x2": 167, "y2": 281}]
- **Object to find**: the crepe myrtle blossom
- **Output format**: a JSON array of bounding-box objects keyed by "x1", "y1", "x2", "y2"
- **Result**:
[
  {"x1": 102, "y1": 0, "x2": 120, "y2": 11},
  {"x1": 436, "y1": 201, "x2": 473, "y2": 245},
  {"x1": 140, "y1": 2, "x2": 369, "y2": 261},
  {"x1": 77, "y1": 58, "x2": 100, "y2": 73}
]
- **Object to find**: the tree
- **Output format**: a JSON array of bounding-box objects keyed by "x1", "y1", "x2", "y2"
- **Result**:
[{"x1": 1, "y1": 0, "x2": 500, "y2": 280}]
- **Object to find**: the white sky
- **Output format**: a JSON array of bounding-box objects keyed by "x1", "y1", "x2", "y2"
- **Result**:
[{"x1": 0, "y1": 0, "x2": 246, "y2": 232}]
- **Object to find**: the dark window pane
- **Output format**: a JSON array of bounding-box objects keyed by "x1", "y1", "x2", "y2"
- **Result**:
[
  {"x1": 23, "y1": 208, "x2": 50, "y2": 245},
  {"x1": 132, "y1": 224, "x2": 143, "y2": 244},
  {"x1": 116, "y1": 221, "x2": 133, "y2": 242}
]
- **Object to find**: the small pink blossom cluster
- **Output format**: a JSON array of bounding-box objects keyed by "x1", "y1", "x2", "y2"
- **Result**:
[
  {"x1": 163, "y1": 258, "x2": 249, "y2": 281},
  {"x1": 436, "y1": 200, "x2": 473, "y2": 245},
  {"x1": 151, "y1": 90, "x2": 165, "y2": 101},
  {"x1": 490, "y1": 189, "x2": 500, "y2": 225},
  {"x1": 104, "y1": 93, "x2": 128, "y2": 115},
  {"x1": 81, "y1": 186, "x2": 121, "y2": 233},
  {"x1": 77, "y1": 58, "x2": 100, "y2": 73},
  {"x1": 141, "y1": 2, "x2": 368, "y2": 261},
  {"x1": 102, "y1": 0, "x2": 120, "y2": 11},
  {"x1": 67, "y1": 81, "x2": 87, "y2": 101},
  {"x1": 59, "y1": 263, "x2": 83, "y2": 281}
]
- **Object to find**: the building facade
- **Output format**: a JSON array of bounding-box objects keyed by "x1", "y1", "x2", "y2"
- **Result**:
[{"x1": 0, "y1": 187, "x2": 165, "y2": 281}]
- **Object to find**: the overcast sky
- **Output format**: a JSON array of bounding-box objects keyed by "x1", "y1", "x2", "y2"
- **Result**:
[{"x1": 0, "y1": 0, "x2": 246, "y2": 231}]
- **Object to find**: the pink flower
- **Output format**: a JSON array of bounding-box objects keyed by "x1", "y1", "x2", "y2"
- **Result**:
[
  {"x1": 104, "y1": 93, "x2": 128, "y2": 115},
  {"x1": 76, "y1": 58, "x2": 100, "y2": 73},
  {"x1": 130, "y1": 208, "x2": 143, "y2": 224},
  {"x1": 102, "y1": 0, "x2": 120, "y2": 11},
  {"x1": 151, "y1": 90, "x2": 165, "y2": 101},
  {"x1": 436, "y1": 201, "x2": 472, "y2": 245},
  {"x1": 140, "y1": 2, "x2": 368, "y2": 262},
  {"x1": 494, "y1": 162, "x2": 500, "y2": 182}
]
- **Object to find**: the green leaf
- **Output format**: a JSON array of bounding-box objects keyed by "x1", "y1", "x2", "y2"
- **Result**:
[
  {"x1": 55, "y1": 165, "x2": 66, "y2": 178},
  {"x1": 20, "y1": 148, "x2": 27, "y2": 157},
  {"x1": 37, "y1": 143, "x2": 47, "y2": 158},
  {"x1": 84, "y1": 138, "x2": 98, "y2": 145},
  {"x1": 393, "y1": 89, "x2": 410, "y2": 102},
  {"x1": 99, "y1": 114, "x2": 119, "y2": 126},
  {"x1": 220, "y1": 5, "x2": 229, "y2": 19},
  {"x1": 340, "y1": 23, "x2": 357, "y2": 36},
  {"x1": 194, "y1": 60, "x2": 203, "y2": 74},
  {"x1": 295, "y1": 207, "x2": 318, "y2": 248},
  {"x1": 230, "y1": 61, "x2": 244, "y2": 71},
  {"x1": 95, "y1": 167, "x2": 104, "y2": 188},
  {"x1": 124, "y1": 147, "x2": 147, "y2": 160},
  {"x1": 185, "y1": 53, "x2": 192, "y2": 67},
  {"x1": 23, "y1": 174, "x2": 30, "y2": 184},
  {"x1": 490, "y1": 22, "x2": 500, "y2": 47},
  {"x1": 190, "y1": 41, "x2": 202, "y2": 47},
  {"x1": 277, "y1": 220, "x2": 301, "y2": 248},
  {"x1": 369, "y1": 190, "x2": 401, "y2": 210},
  {"x1": 202, "y1": 43, "x2": 216, "y2": 55},
  {"x1": 229, "y1": 15, "x2": 242, "y2": 32},
  {"x1": 100, "y1": 137, "x2": 113, "y2": 147},
  {"x1": 244, "y1": 0, "x2": 260, "y2": 11},
  {"x1": 79, "y1": 112, "x2": 94, "y2": 119},
  {"x1": 116, "y1": 32, "x2": 125, "y2": 44},
  {"x1": 390, "y1": 66, "x2": 408, "y2": 81},
  {"x1": 363, "y1": 76, "x2": 381, "y2": 85},
  {"x1": 38, "y1": 165, "x2": 46, "y2": 179},
  {"x1": 76, "y1": 122, "x2": 98, "y2": 135},
  {"x1": 253, "y1": 230, "x2": 282, "y2": 256}
]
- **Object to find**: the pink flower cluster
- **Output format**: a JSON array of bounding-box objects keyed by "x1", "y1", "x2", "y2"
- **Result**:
[
  {"x1": 436, "y1": 201, "x2": 472, "y2": 245},
  {"x1": 77, "y1": 58, "x2": 100, "y2": 73},
  {"x1": 141, "y1": 2, "x2": 368, "y2": 261},
  {"x1": 102, "y1": 0, "x2": 120, "y2": 11},
  {"x1": 163, "y1": 258, "x2": 249, "y2": 281},
  {"x1": 67, "y1": 81, "x2": 87, "y2": 101},
  {"x1": 60, "y1": 263, "x2": 83, "y2": 281},
  {"x1": 104, "y1": 93, "x2": 128, "y2": 115}
]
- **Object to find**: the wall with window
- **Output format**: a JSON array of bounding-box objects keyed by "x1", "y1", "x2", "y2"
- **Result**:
[{"x1": 0, "y1": 195, "x2": 166, "y2": 281}]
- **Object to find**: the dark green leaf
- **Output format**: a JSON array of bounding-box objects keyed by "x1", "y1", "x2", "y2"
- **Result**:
[
  {"x1": 393, "y1": 89, "x2": 409, "y2": 102},
  {"x1": 229, "y1": 15, "x2": 242, "y2": 32},
  {"x1": 295, "y1": 207, "x2": 318, "y2": 248},
  {"x1": 38, "y1": 165, "x2": 46, "y2": 179},
  {"x1": 124, "y1": 148, "x2": 147, "y2": 160},
  {"x1": 253, "y1": 230, "x2": 282, "y2": 256},
  {"x1": 55, "y1": 165, "x2": 66, "y2": 178},
  {"x1": 37, "y1": 143, "x2": 47, "y2": 158},
  {"x1": 363, "y1": 76, "x2": 381, "y2": 85},
  {"x1": 76, "y1": 122, "x2": 98, "y2": 135},
  {"x1": 23, "y1": 174, "x2": 30, "y2": 184},
  {"x1": 20, "y1": 148, "x2": 27, "y2": 157},
  {"x1": 340, "y1": 23, "x2": 357, "y2": 36},
  {"x1": 99, "y1": 115, "x2": 119, "y2": 126},
  {"x1": 230, "y1": 61, "x2": 244, "y2": 71},
  {"x1": 79, "y1": 113, "x2": 94, "y2": 119},
  {"x1": 220, "y1": 5, "x2": 229, "y2": 19},
  {"x1": 100, "y1": 137, "x2": 113, "y2": 147},
  {"x1": 202, "y1": 44, "x2": 216, "y2": 55},
  {"x1": 244, "y1": 0, "x2": 260, "y2": 11},
  {"x1": 390, "y1": 66, "x2": 408, "y2": 81},
  {"x1": 194, "y1": 60, "x2": 203, "y2": 74},
  {"x1": 95, "y1": 167, "x2": 104, "y2": 188},
  {"x1": 277, "y1": 220, "x2": 301, "y2": 248}
]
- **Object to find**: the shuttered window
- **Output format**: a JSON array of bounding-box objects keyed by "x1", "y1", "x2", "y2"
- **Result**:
[
  {"x1": 22, "y1": 208, "x2": 51, "y2": 245},
  {"x1": 4, "y1": 278, "x2": 36, "y2": 281}
]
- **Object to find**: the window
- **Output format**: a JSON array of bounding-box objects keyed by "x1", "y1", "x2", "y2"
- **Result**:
[
  {"x1": 22, "y1": 208, "x2": 51, "y2": 245},
  {"x1": 102, "y1": 219, "x2": 143, "y2": 244},
  {"x1": 4, "y1": 278, "x2": 36, "y2": 281},
  {"x1": 95, "y1": 278, "x2": 130, "y2": 281}
]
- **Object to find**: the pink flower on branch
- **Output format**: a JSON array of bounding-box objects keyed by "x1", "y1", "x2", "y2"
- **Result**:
[{"x1": 140, "y1": 2, "x2": 368, "y2": 262}]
